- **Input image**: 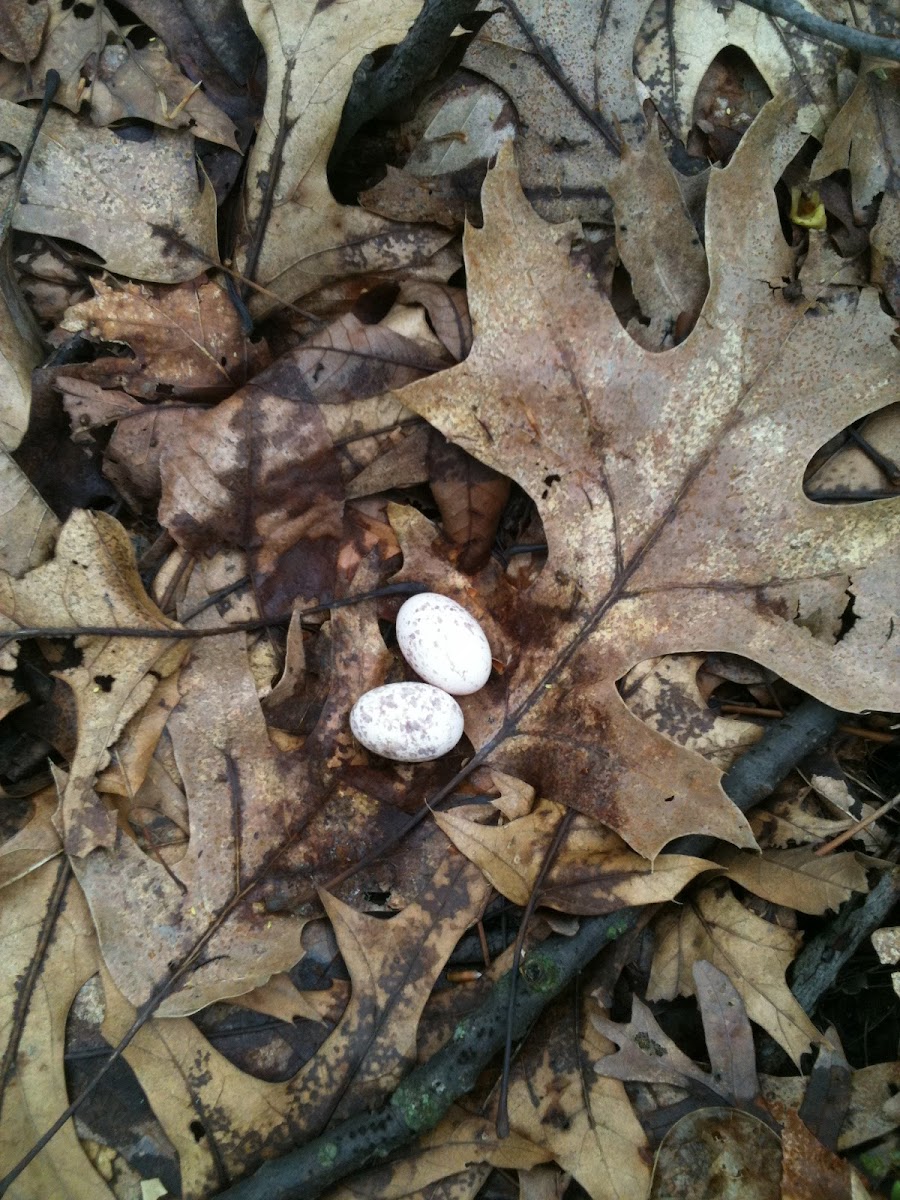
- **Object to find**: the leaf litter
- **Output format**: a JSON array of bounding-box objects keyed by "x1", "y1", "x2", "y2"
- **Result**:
[{"x1": 0, "y1": 1, "x2": 898, "y2": 1198}]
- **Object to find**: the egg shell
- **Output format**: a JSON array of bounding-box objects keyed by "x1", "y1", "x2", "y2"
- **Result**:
[
  {"x1": 350, "y1": 682, "x2": 464, "y2": 762},
  {"x1": 395, "y1": 593, "x2": 492, "y2": 695}
]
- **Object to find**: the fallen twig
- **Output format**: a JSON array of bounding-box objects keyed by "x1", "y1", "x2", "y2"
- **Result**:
[{"x1": 738, "y1": 0, "x2": 900, "y2": 62}]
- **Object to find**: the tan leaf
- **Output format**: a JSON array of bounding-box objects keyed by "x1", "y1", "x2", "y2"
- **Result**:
[
  {"x1": 0, "y1": 99, "x2": 217, "y2": 283},
  {"x1": 67, "y1": 618, "x2": 314, "y2": 1016},
  {"x1": 394, "y1": 96, "x2": 900, "y2": 859},
  {"x1": 231, "y1": 971, "x2": 339, "y2": 1027},
  {"x1": 436, "y1": 799, "x2": 714, "y2": 915},
  {"x1": 750, "y1": 792, "x2": 854, "y2": 851},
  {"x1": 717, "y1": 846, "x2": 870, "y2": 914},
  {"x1": 0, "y1": 863, "x2": 115, "y2": 1199},
  {"x1": 98, "y1": 850, "x2": 490, "y2": 1192},
  {"x1": 0, "y1": 511, "x2": 187, "y2": 858},
  {"x1": 619, "y1": 653, "x2": 764, "y2": 773},
  {"x1": 635, "y1": 0, "x2": 843, "y2": 140},
  {"x1": 0, "y1": 0, "x2": 120, "y2": 112},
  {"x1": 0, "y1": 786, "x2": 61, "y2": 889},
  {"x1": 237, "y1": 0, "x2": 451, "y2": 315},
  {"x1": 805, "y1": 402, "x2": 900, "y2": 501},
  {"x1": 0, "y1": 447, "x2": 58, "y2": 574},
  {"x1": 648, "y1": 882, "x2": 822, "y2": 1066},
  {"x1": 607, "y1": 122, "x2": 708, "y2": 349},
  {"x1": 85, "y1": 40, "x2": 241, "y2": 148},
  {"x1": 60, "y1": 278, "x2": 269, "y2": 399},
  {"x1": 811, "y1": 64, "x2": 900, "y2": 221},
  {"x1": 506, "y1": 996, "x2": 650, "y2": 1200},
  {"x1": 0, "y1": 271, "x2": 42, "y2": 452}
]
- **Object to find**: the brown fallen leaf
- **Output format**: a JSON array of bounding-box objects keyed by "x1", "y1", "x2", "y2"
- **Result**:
[
  {"x1": 392, "y1": 95, "x2": 900, "y2": 860},
  {"x1": 594, "y1": 963, "x2": 762, "y2": 1111},
  {"x1": 436, "y1": 798, "x2": 714, "y2": 915},
  {"x1": 618, "y1": 653, "x2": 765, "y2": 772},
  {"x1": 648, "y1": 881, "x2": 822, "y2": 1066},
  {"x1": 0, "y1": 99, "x2": 217, "y2": 283},
  {"x1": 505, "y1": 994, "x2": 650, "y2": 1200},
  {"x1": 98, "y1": 848, "x2": 490, "y2": 1194},
  {"x1": 0, "y1": 511, "x2": 187, "y2": 858},
  {"x1": 427, "y1": 431, "x2": 511, "y2": 572},
  {"x1": 0, "y1": 0, "x2": 48, "y2": 64},
  {"x1": 84, "y1": 39, "x2": 241, "y2": 149},
  {"x1": 236, "y1": 0, "x2": 452, "y2": 315},
  {"x1": 607, "y1": 122, "x2": 708, "y2": 348},
  {"x1": 64, "y1": 612, "x2": 315, "y2": 1016},
  {"x1": 0, "y1": 449, "x2": 58, "y2": 575},
  {"x1": 0, "y1": 863, "x2": 115, "y2": 1200},
  {"x1": 0, "y1": 786, "x2": 61, "y2": 888},
  {"x1": 635, "y1": 0, "x2": 843, "y2": 142},
  {"x1": 716, "y1": 846, "x2": 870, "y2": 914},
  {"x1": 157, "y1": 355, "x2": 346, "y2": 615},
  {"x1": 60, "y1": 278, "x2": 270, "y2": 400}
]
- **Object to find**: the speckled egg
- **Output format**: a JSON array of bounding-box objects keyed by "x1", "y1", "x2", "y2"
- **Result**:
[
  {"x1": 350, "y1": 682, "x2": 465, "y2": 762},
  {"x1": 395, "y1": 593, "x2": 492, "y2": 695}
]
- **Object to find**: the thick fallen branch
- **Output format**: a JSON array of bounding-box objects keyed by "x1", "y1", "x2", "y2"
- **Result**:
[{"x1": 213, "y1": 697, "x2": 844, "y2": 1200}]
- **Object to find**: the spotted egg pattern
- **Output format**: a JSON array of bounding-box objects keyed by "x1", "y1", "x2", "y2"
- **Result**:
[
  {"x1": 349, "y1": 682, "x2": 464, "y2": 762},
  {"x1": 395, "y1": 593, "x2": 492, "y2": 695}
]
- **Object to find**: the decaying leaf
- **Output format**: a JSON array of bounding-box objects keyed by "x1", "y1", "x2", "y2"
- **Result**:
[
  {"x1": 236, "y1": 0, "x2": 452, "y2": 315},
  {"x1": 394, "y1": 95, "x2": 900, "y2": 860},
  {"x1": 0, "y1": 511, "x2": 187, "y2": 859},
  {"x1": 0, "y1": 99, "x2": 218, "y2": 283},
  {"x1": 436, "y1": 798, "x2": 714, "y2": 915},
  {"x1": 648, "y1": 882, "x2": 822, "y2": 1066},
  {"x1": 0, "y1": 863, "x2": 114, "y2": 1200},
  {"x1": 0, "y1": 447, "x2": 58, "y2": 575},
  {"x1": 505, "y1": 995, "x2": 651, "y2": 1200},
  {"x1": 59, "y1": 278, "x2": 269, "y2": 400},
  {"x1": 97, "y1": 850, "x2": 490, "y2": 1194},
  {"x1": 717, "y1": 846, "x2": 871, "y2": 914}
]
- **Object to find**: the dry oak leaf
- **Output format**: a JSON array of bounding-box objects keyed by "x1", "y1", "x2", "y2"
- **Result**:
[
  {"x1": 237, "y1": 0, "x2": 452, "y2": 316},
  {"x1": 648, "y1": 881, "x2": 822, "y2": 1066},
  {"x1": 436, "y1": 798, "x2": 715, "y2": 916},
  {"x1": 0, "y1": 862, "x2": 115, "y2": 1200},
  {"x1": 394, "y1": 96, "x2": 900, "y2": 861},
  {"x1": 0, "y1": 98, "x2": 217, "y2": 283},
  {"x1": 60, "y1": 278, "x2": 269, "y2": 400},
  {"x1": 716, "y1": 846, "x2": 870, "y2": 914},
  {"x1": 505, "y1": 994, "x2": 650, "y2": 1200},
  {"x1": 97, "y1": 853, "x2": 490, "y2": 1197},
  {"x1": 66, "y1": 615, "x2": 315, "y2": 1017},
  {"x1": 0, "y1": 510, "x2": 187, "y2": 859}
]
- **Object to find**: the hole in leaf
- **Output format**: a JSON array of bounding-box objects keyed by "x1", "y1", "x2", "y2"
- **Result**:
[
  {"x1": 189, "y1": 1120, "x2": 206, "y2": 1142},
  {"x1": 804, "y1": 404, "x2": 900, "y2": 504},
  {"x1": 688, "y1": 46, "x2": 772, "y2": 166},
  {"x1": 93, "y1": 674, "x2": 115, "y2": 693}
]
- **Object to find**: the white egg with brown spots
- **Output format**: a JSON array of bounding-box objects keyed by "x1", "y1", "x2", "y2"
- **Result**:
[
  {"x1": 350, "y1": 682, "x2": 464, "y2": 762},
  {"x1": 396, "y1": 593, "x2": 492, "y2": 695}
]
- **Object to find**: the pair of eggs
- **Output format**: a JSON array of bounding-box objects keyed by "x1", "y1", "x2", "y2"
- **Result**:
[{"x1": 349, "y1": 592, "x2": 492, "y2": 762}]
